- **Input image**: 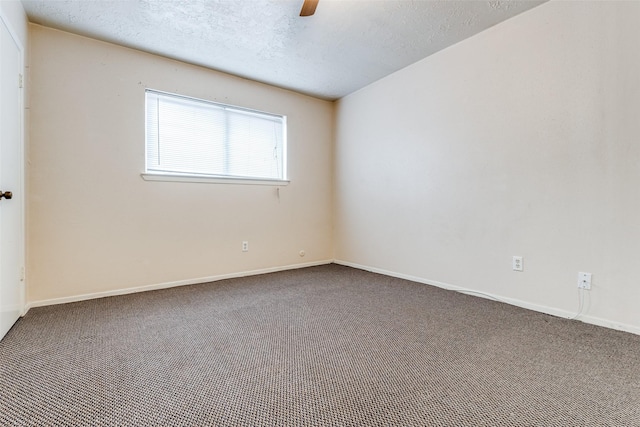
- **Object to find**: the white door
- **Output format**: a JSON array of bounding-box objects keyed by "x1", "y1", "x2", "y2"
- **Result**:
[{"x1": 0, "y1": 15, "x2": 24, "y2": 341}]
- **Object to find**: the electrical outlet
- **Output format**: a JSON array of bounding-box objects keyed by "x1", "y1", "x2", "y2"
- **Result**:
[
  {"x1": 512, "y1": 256, "x2": 523, "y2": 272},
  {"x1": 242, "y1": 241, "x2": 249, "y2": 252},
  {"x1": 578, "y1": 272, "x2": 591, "y2": 290}
]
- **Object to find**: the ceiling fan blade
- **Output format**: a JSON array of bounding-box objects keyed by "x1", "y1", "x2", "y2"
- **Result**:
[{"x1": 300, "y1": 0, "x2": 319, "y2": 16}]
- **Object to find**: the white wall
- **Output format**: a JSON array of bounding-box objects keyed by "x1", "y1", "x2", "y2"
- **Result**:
[
  {"x1": 28, "y1": 25, "x2": 334, "y2": 303},
  {"x1": 334, "y1": 1, "x2": 640, "y2": 333}
]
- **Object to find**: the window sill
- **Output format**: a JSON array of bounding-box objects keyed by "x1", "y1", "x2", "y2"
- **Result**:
[{"x1": 141, "y1": 173, "x2": 290, "y2": 186}]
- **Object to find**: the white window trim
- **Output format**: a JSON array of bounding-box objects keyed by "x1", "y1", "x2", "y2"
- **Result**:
[
  {"x1": 144, "y1": 89, "x2": 288, "y2": 184},
  {"x1": 141, "y1": 172, "x2": 290, "y2": 186}
]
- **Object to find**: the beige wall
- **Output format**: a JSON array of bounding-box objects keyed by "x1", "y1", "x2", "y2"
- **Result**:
[
  {"x1": 28, "y1": 24, "x2": 334, "y2": 303},
  {"x1": 334, "y1": 1, "x2": 640, "y2": 333}
]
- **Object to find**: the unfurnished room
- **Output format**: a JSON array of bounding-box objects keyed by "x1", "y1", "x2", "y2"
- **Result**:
[{"x1": 0, "y1": 0, "x2": 639, "y2": 425}]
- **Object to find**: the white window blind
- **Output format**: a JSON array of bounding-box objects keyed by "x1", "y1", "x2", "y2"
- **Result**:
[{"x1": 145, "y1": 90, "x2": 286, "y2": 181}]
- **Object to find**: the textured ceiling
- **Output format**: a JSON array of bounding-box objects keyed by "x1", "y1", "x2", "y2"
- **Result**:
[{"x1": 21, "y1": 0, "x2": 545, "y2": 100}]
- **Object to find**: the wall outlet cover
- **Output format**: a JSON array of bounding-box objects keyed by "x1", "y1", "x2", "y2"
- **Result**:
[
  {"x1": 512, "y1": 256, "x2": 523, "y2": 272},
  {"x1": 578, "y1": 272, "x2": 592, "y2": 290}
]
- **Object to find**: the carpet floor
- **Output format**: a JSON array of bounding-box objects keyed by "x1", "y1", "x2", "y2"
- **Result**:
[{"x1": 1, "y1": 264, "x2": 639, "y2": 426}]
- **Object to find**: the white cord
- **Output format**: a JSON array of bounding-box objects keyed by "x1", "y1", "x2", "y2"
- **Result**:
[
  {"x1": 458, "y1": 287, "x2": 588, "y2": 322},
  {"x1": 454, "y1": 289, "x2": 510, "y2": 305},
  {"x1": 451, "y1": 286, "x2": 588, "y2": 321},
  {"x1": 570, "y1": 287, "x2": 585, "y2": 320}
]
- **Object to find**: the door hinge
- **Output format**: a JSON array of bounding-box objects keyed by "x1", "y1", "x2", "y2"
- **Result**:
[
  {"x1": 20, "y1": 267, "x2": 25, "y2": 281},
  {"x1": 18, "y1": 73, "x2": 23, "y2": 88}
]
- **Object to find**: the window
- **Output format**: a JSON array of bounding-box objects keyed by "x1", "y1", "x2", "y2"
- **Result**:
[{"x1": 145, "y1": 90, "x2": 287, "y2": 183}]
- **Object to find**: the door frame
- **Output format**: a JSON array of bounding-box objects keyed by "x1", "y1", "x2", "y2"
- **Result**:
[{"x1": 0, "y1": 9, "x2": 26, "y2": 318}]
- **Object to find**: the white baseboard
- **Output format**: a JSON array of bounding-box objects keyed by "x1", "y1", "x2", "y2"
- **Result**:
[
  {"x1": 25, "y1": 259, "x2": 333, "y2": 312},
  {"x1": 334, "y1": 260, "x2": 640, "y2": 336},
  {"x1": 25, "y1": 258, "x2": 640, "y2": 337}
]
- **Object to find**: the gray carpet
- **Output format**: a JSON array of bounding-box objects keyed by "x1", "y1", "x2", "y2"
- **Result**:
[{"x1": 1, "y1": 264, "x2": 639, "y2": 426}]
